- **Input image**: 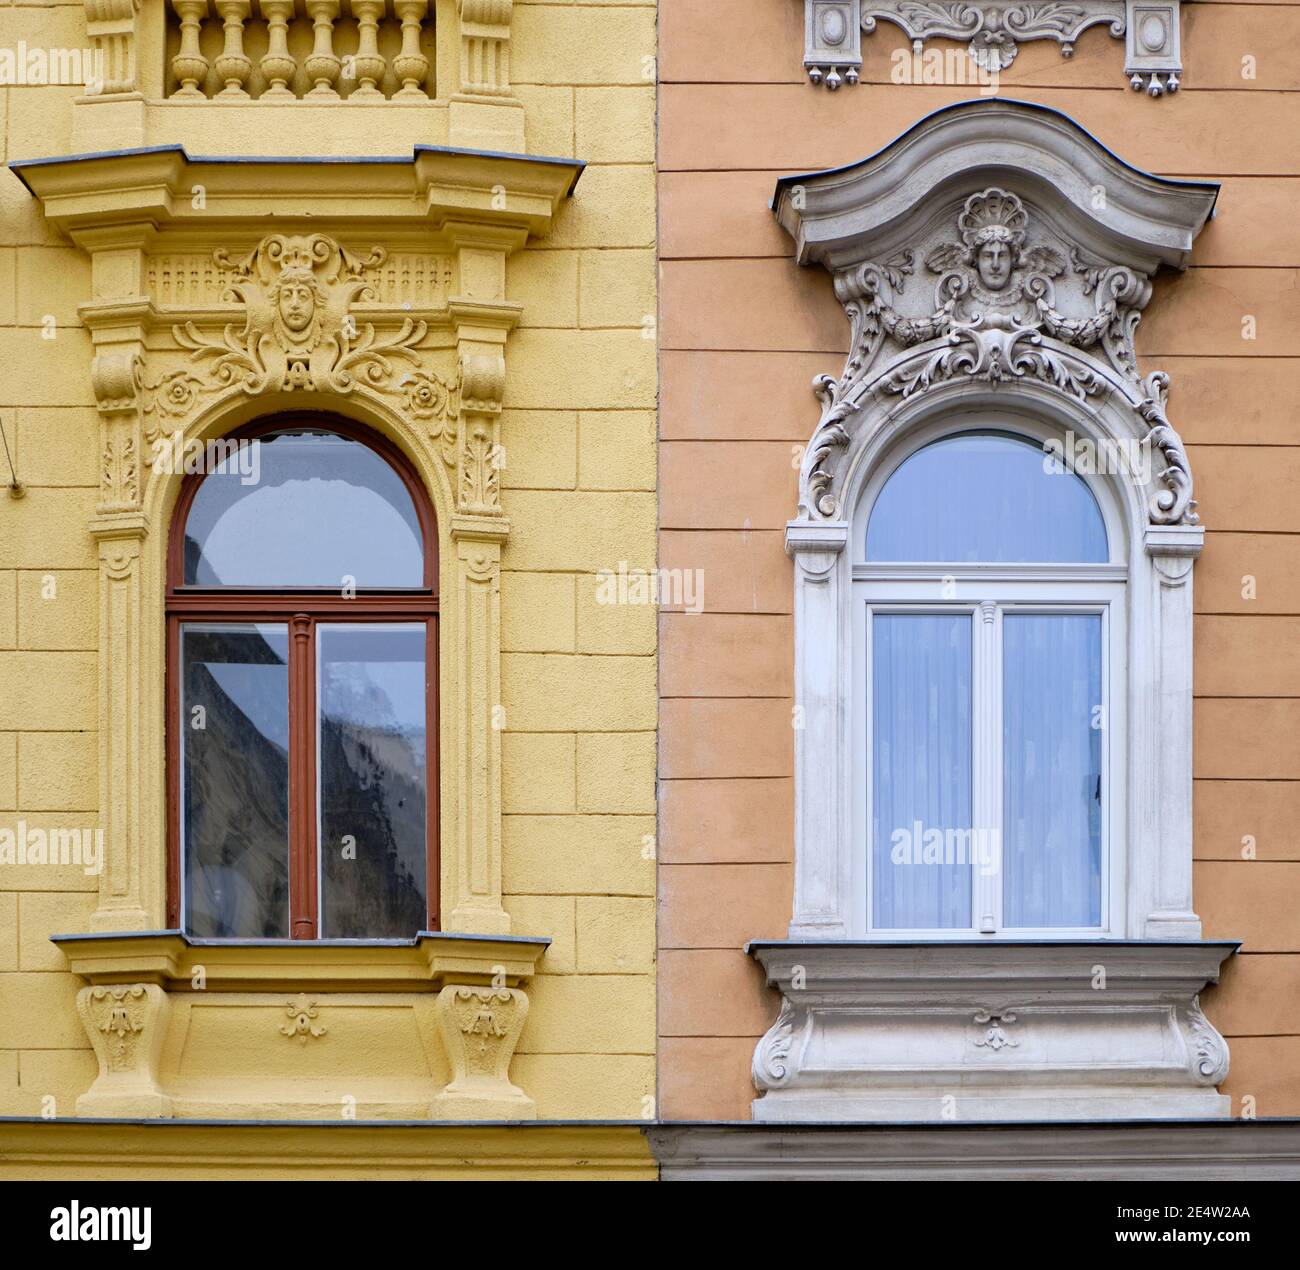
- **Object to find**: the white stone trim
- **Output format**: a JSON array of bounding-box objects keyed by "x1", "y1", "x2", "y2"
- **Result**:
[
  {"x1": 750, "y1": 941, "x2": 1236, "y2": 1122},
  {"x1": 769, "y1": 101, "x2": 1225, "y2": 1121},
  {"x1": 802, "y1": 1, "x2": 1184, "y2": 96}
]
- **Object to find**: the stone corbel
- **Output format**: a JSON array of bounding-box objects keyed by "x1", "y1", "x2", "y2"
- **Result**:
[
  {"x1": 431, "y1": 985, "x2": 532, "y2": 1117},
  {"x1": 75, "y1": 983, "x2": 172, "y2": 1117},
  {"x1": 802, "y1": 0, "x2": 1184, "y2": 94}
]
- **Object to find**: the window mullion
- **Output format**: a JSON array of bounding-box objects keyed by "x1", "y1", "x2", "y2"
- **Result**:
[
  {"x1": 288, "y1": 612, "x2": 317, "y2": 939},
  {"x1": 971, "y1": 600, "x2": 1002, "y2": 934}
]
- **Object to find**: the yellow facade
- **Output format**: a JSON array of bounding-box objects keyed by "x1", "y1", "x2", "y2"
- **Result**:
[{"x1": 0, "y1": 0, "x2": 657, "y2": 1158}]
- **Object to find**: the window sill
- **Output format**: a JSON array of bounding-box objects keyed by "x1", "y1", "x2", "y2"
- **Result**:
[
  {"x1": 52, "y1": 930, "x2": 551, "y2": 1122},
  {"x1": 748, "y1": 939, "x2": 1239, "y2": 1123}
]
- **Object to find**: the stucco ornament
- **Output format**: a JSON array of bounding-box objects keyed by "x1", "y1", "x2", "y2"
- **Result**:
[
  {"x1": 139, "y1": 233, "x2": 459, "y2": 458},
  {"x1": 765, "y1": 105, "x2": 1227, "y2": 1123},
  {"x1": 803, "y1": 1, "x2": 1183, "y2": 94},
  {"x1": 778, "y1": 105, "x2": 1217, "y2": 527}
]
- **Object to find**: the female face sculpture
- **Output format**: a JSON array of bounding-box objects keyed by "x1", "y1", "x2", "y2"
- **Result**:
[
  {"x1": 975, "y1": 238, "x2": 1013, "y2": 291},
  {"x1": 276, "y1": 273, "x2": 317, "y2": 335}
]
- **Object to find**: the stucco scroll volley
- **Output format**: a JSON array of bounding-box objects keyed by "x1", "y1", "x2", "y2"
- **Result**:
[{"x1": 802, "y1": 0, "x2": 1185, "y2": 95}]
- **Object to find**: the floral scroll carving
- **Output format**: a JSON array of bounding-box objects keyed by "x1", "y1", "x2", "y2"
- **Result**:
[
  {"x1": 280, "y1": 993, "x2": 327, "y2": 1044},
  {"x1": 430, "y1": 984, "x2": 534, "y2": 1116},
  {"x1": 136, "y1": 232, "x2": 458, "y2": 461},
  {"x1": 74, "y1": 982, "x2": 172, "y2": 1115},
  {"x1": 752, "y1": 997, "x2": 800, "y2": 1090},
  {"x1": 973, "y1": 1008, "x2": 1020, "y2": 1051},
  {"x1": 85, "y1": 984, "x2": 150, "y2": 1069},
  {"x1": 1184, "y1": 996, "x2": 1230, "y2": 1086},
  {"x1": 804, "y1": 187, "x2": 1198, "y2": 525},
  {"x1": 803, "y1": 1, "x2": 1183, "y2": 95}
]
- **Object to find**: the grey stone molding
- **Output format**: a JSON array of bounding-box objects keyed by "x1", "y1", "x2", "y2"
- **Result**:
[
  {"x1": 748, "y1": 941, "x2": 1238, "y2": 1123},
  {"x1": 803, "y1": 0, "x2": 1184, "y2": 95},
  {"x1": 650, "y1": 1119, "x2": 1300, "y2": 1180}
]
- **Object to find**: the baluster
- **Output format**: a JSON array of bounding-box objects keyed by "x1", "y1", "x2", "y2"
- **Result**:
[
  {"x1": 170, "y1": 0, "x2": 210, "y2": 98},
  {"x1": 213, "y1": 0, "x2": 252, "y2": 98},
  {"x1": 350, "y1": 0, "x2": 387, "y2": 98},
  {"x1": 392, "y1": 0, "x2": 429, "y2": 99},
  {"x1": 259, "y1": 0, "x2": 298, "y2": 99},
  {"x1": 304, "y1": 0, "x2": 342, "y2": 99}
]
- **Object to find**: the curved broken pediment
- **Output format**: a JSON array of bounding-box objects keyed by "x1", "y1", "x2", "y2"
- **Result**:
[{"x1": 775, "y1": 99, "x2": 1217, "y2": 525}]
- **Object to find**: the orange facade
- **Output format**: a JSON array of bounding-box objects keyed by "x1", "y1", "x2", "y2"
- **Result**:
[{"x1": 657, "y1": 0, "x2": 1300, "y2": 1119}]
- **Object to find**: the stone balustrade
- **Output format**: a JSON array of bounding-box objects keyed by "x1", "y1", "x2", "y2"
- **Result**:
[{"x1": 165, "y1": 0, "x2": 435, "y2": 100}]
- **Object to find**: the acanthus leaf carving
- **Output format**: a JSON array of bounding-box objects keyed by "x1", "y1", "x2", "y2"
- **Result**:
[
  {"x1": 1184, "y1": 994, "x2": 1229, "y2": 1086},
  {"x1": 100, "y1": 429, "x2": 140, "y2": 511},
  {"x1": 752, "y1": 996, "x2": 800, "y2": 1090},
  {"x1": 801, "y1": 186, "x2": 1196, "y2": 526},
  {"x1": 138, "y1": 233, "x2": 458, "y2": 463},
  {"x1": 85, "y1": 984, "x2": 150, "y2": 1071}
]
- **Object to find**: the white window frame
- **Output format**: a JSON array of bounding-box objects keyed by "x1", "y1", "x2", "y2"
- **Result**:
[
  {"x1": 786, "y1": 389, "x2": 1205, "y2": 945},
  {"x1": 849, "y1": 421, "x2": 1128, "y2": 939},
  {"x1": 853, "y1": 585, "x2": 1126, "y2": 939}
]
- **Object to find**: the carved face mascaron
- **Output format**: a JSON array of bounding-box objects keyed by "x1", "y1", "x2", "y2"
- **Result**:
[
  {"x1": 274, "y1": 272, "x2": 319, "y2": 338},
  {"x1": 975, "y1": 238, "x2": 1012, "y2": 291}
]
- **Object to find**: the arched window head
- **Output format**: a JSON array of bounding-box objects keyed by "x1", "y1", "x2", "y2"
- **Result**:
[
  {"x1": 865, "y1": 431, "x2": 1109, "y2": 564},
  {"x1": 181, "y1": 427, "x2": 427, "y2": 589},
  {"x1": 167, "y1": 417, "x2": 438, "y2": 941}
]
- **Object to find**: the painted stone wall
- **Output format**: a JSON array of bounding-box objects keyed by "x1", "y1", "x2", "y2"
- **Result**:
[
  {"x1": 657, "y1": 0, "x2": 1300, "y2": 1118},
  {"x1": 0, "y1": 0, "x2": 657, "y2": 1123}
]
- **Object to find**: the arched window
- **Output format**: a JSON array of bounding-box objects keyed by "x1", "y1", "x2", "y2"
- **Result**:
[
  {"x1": 853, "y1": 426, "x2": 1125, "y2": 937},
  {"x1": 166, "y1": 417, "x2": 438, "y2": 940}
]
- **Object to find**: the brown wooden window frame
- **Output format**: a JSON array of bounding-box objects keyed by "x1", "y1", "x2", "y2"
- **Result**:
[{"x1": 165, "y1": 413, "x2": 440, "y2": 939}]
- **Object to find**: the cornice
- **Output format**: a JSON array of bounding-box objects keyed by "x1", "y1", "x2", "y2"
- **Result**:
[
  {"x1": 773, "y1": 98, "x2": 1218, "y2": 274},
  {"x1": 9, "y1": 145, "x2": 585, "y2": 244},
  {"x1": 52, "y1": 929, "x2": 552, "y2": 991}
]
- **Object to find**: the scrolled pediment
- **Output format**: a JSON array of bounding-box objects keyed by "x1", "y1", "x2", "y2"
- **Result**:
[{"x1": 775, "y1": 99, "x2": 1217, "y2": 526}]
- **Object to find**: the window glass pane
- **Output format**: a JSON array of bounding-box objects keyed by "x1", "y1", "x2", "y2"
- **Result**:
[
  {"x1": 318, "y1": 624, "x2": 428, "y2": 938},
  {"x1": 872, "y1": 613, "x2": 973, "y2": 929},
  {"x1": 865, "y1": 432, "x2": 1109, "y2": 563},
  {"x1": 1003, "y1": 614, "x2": 1103, "y2": 928},
  {"x1": 182, "y1": 624, "x2": 289, "y2": 937},
  {"x1": 183, "y1": 429, "x2": 424, "y2": 587}
]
